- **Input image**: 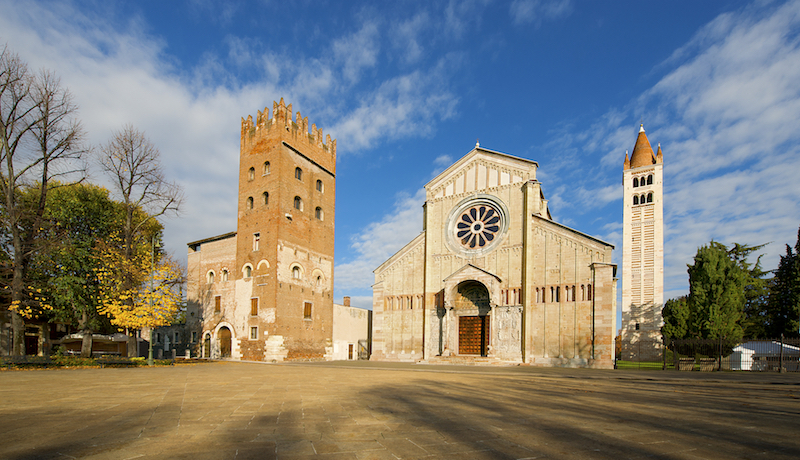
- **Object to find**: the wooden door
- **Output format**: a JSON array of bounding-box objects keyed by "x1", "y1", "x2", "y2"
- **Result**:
[
  {"x1": 458, "y1": 316, "x2": 490, "y2": 356},
  {"x1": 218, "y1": 327, "x2": 232, "y2": 358}
]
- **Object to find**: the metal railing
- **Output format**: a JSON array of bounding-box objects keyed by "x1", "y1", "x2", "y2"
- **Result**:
[{"x1": 616, "y1": 336, "x2": 800, "y2": 372}]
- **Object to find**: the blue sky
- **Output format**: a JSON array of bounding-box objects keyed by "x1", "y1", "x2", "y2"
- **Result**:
[{"x1": 2, "y1": 0, "x2": 799, "y2": 316}]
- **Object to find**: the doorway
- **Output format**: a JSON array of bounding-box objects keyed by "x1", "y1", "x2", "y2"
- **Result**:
[
  {"x1": 218, "y1": 327, "x2": 232, "y2": 358},
  {"x1": 458, "y1": 316, "x2": 490, "y2": 356}
]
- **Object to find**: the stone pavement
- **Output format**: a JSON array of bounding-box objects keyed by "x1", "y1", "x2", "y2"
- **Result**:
[{"x1": 1, "y1": 361, "x2": 799, "y2": 459}]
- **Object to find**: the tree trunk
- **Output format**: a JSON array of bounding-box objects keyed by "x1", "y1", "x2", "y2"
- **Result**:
[
  {"x1": 127, "y1": 331, "x2": 138, "y2": 357},
  {"x1": 80, "y1": 310, "x2": 93, "y2": 358},
  {"x1": 11, "y1": 311, "x2": 25, "y2": 356}
]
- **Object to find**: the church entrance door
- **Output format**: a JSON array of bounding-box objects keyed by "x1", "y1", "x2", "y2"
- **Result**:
[
  {"x1": 458, "y1": 316, "x2": 489, "y2": 355},
  {"x1": 454, "y1": 280, "x2": 491, "y2": 356},
  {"x1": 218, "y1": 327, "x2": 232, "y2": 358}
]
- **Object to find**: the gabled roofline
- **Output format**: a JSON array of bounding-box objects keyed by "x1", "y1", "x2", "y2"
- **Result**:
[
  {"x1": 373, "y1": 232, "x2": 425, "y2": 273},
  {"x1": 531, "y1": 215, "x2": 614, "y2": 249},
  {"x1": 424, "y1": 146, "x2": 538, "y2": 190},
  {"x1": 443, "y1": 263, "x2": 502, "y2": 283},
  {"x1": 187, "y1": 231, "x2": 237, "y2": 250}
]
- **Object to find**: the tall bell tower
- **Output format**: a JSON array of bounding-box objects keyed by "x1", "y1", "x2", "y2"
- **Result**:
[
  {"x1": 620, "y1": 125, "x2": 664, "y2": 361},
  {"x1": 236, "y1": 98, "x2": 336, "y2": 361}
]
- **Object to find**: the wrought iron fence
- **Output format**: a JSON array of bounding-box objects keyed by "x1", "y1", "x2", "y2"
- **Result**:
[{"x1": 616, "y1": 336, "x2": 800, "y2": 372}]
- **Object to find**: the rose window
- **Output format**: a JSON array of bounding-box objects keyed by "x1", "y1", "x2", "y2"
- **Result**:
[{"x1": 455, "y1": 204, "x2": 501, "y2": 249}]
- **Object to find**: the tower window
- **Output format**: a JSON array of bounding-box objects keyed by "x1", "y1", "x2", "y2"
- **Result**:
[
  {"x1": 647, "y1": 175, "x2": 653, "y2": 185},
  {"x1": 250, "y1": 326, "x2": 258, "y2": 339},
  {"x1": 295, "y1": 167, "x2": 302, "y2": 181},
  {"x1": 633, "y1": 177, "x2": 639, "y2": 188},
  {"x1": 246, "y1": 197, "x2": 253, "y2": 209},
  {"x1": 315, "y1": 207, "x2": 323, "y2": 220},
  {"x1": 248, "y1": 167, "x2": 255, "y2": 181},
  {"x1": 304, "y1": 302, "x2": 312, "y2": 319},
  {"x1": 263, "y1": 192, "x2": 269, "y2": 205},
  {"x1": 316, "y1": 179, "x2": 323, "y2": 192},
  {"x1": 263, "y1": 161, "x2": 270, "y2": 175},
  {"x1": 244, "y1": 265, "x2": 252, "y2": 278},
  {"x1": 647, "y1": 192, "x2": 653, "y2": 203},
  {"x1": 253, "y1": 233, "x2": 260, "y2": 251},
  {"x1": 214, "y1": 296, "x2": 221, "y2": 313},
  {"x1": 222, "y1": 270, "x2": 228, "y2": 282},
  {"x1": 207, "y1": 271, "x2": 215, "y2": 284},
  {"x1": 292, "y1": 266, "x2": 302, "y2": 279},
  {"x1": 250, "y1": 298, "x2": 258, "y2": 316},
  {"x1": 633, "y1": 195, "x2": 639, "y2": 205},
  {"x1": 294, "y1": 196, "x2": 303, "y2": 211}
]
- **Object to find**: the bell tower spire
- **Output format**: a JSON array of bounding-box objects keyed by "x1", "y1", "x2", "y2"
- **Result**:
[{"x1": 620, "y1": 124, "x2": 664, "y2": 362}]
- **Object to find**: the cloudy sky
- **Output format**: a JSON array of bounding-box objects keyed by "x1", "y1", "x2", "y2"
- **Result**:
[{"x1": 2, "y1": 0, "x2": 799, "y2": 317}]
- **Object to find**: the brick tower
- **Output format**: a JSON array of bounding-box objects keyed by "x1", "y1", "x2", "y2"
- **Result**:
[
  {"x1": 620, "y1": 125, "x2": 664, "y2": 361},
  {"x1": 236, "y1": 98, "x2": 336, "y2": 360}
]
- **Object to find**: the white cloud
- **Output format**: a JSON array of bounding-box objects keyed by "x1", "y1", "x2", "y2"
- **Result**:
[
  {"x1": 332, "y1": 21, "x2": 381, "y2": 84},
  {"x1": 391, "y1": 12, "x2": 430, "y2": 64},
  {"x1": 542, "y1": 0, "x2": 800, "y2": 298},
  {"x1": 509, "y1": 0, "x2": 573, "y2": 26},
  {"x1": 334, "y1": 188, "x2": 426, "y2": 292},
  {"x1": 0, "y1": 0, "x2": 464, "y2": 261}
]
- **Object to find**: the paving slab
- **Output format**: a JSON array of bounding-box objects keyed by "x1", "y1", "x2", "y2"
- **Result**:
[{"x1": 1, "y1": 361, "x2": 799, "y2": 459}]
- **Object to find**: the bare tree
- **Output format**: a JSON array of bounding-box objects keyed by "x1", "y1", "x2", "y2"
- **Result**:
[
  {"x1": 98, "y1": 126, "x2": 183, "y2": 356},
  {"x1": 0, "y1": 46, "x2": 85, "y2": 356}
]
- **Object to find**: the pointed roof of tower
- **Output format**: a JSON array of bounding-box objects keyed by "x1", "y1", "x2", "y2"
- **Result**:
[
  {"x1": 623, "y1": 150, "x2": 630, "y2": 170},
  {"x1": 656, "y1": 142, "x2": 663, "y2": 164},
  {"x1": 629, "y1": 124, "x2": 656, "y2": 169}
]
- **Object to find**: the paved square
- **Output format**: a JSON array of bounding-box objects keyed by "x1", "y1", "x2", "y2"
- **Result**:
[{"x1": 1, "y1": 362, "x2": 799, "y2": 459}]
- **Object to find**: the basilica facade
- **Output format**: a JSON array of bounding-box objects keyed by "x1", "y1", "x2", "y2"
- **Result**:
[{"x1": 371, "y1": 145, "x2": 617, "y2": 368}]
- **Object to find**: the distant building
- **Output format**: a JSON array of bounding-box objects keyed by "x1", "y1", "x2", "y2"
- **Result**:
[
  {"x1": 619, "y1": 125, "x2": 664, "y2": 361},
  {"x1": 187, "y1": 99, "x2": 357, "y2": 361},
  {"x1": 371, "y1": 145, "x2": 617, "y2": 368}
]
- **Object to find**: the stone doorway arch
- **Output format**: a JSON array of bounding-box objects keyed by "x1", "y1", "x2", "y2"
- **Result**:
[
  {"x1": 218, "y1": 327, "x2": 232, "y2": 358},
  {"x1": 455, "y1": 281, "x2": 491, "y2": 356}
]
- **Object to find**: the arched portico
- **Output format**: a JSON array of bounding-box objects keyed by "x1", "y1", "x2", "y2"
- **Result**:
[{"x1": 439, "y1": 265, "x2": 503, "y2": 358}]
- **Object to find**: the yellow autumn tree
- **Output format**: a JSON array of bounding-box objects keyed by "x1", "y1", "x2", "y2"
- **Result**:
[{"x1": 95, "y1": 234, "x2": 184, "y2": 333}]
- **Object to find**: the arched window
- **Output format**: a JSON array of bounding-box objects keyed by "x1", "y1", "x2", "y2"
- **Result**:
[
  {"x1": 647, "y1": 174, "x2": 653, "y2": 185},
  {"x1": 633, "y1": 177, "x2": 639, "y2": 188},
  {"x1": 581, "y1": 284, "x2": 585, "y2": 301},
  {"x1": 587, "y1": 284, "x2": 592, "y2": 301},
  {"x1": 292, "y1": 266, "x2": 302, "y2": 279},
  {"x1": 315, "y1": 207, "x2": 323, "y2": 220},
  {"x1": 572, "y1": 285, "x2": 576, "y2": 301},
  {"x1": 315, "y1": 275, "x2": 322, "y2": 288},
  {"x1": 248, "y1": 167, "x2": 255, "y2": 181},
  {"x1": 294, "y1": 196, "x2": 302, "y2": 211},
  {"x1": 535, "y1": 287, "x2": 540, "y2": 303},
  {"x1": 263, "y1": 192, "x2": 269, "y2": 205},
  {"x1": 316, "y1": 179, "x2": 323, "y2": 192},
  {"x1": 550, "y1": 287, "x2": 554, "y2": 303},
  {"x1": 295, "y1": 167, "x2": 302, "y2": 181},
  {"x1": 207, "y1": 271, "x2": 215, "y2": 284},
  {"x1": 633, "y1": 195, "x2": 639, "y2": 205},
  {"x1": 641, "y1": 194, "x2": 647, "y2": 204},
  {"x1": 246, "y1": 196, "x2": 253, "y2": 209},
  {"x1": 263, "y1": 161, "x2": 270, "y2": 175},
  {"x1": 556, "y1": 286, "x2": 560, "y2": 303},
  {"x1": 244, "y1": 265, "x2": 252, "y2": 278},
  {"x1": 647, "y1": 192, "x2": 653, "y2": 203},
  {"x1": 221, "y1": 270, "x2": 228, "y2": 282}
]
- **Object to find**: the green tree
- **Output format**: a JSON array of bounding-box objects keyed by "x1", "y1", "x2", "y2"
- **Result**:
[
  {"x1": 686, "y1": 242, "x2": 746, "y2": 341},
  {"x1": 661, "y1": 296, "x2": 689, "y2": 339},
  {"x1": 31, "y1": 183, "x2": 122, "y2": 356},
  {"x1": 767, "y1": 227, "x2": 800, "y2": 338},
  {"x1": 728, "y1": 243, "x2": 770, "y2": 337}
]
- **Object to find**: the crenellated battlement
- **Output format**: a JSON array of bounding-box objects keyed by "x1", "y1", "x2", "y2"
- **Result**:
[{"x1": 241, "y1": 98, "x2": 337, "y2": 160}]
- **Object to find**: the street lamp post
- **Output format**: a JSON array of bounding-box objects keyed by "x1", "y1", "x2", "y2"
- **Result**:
[{"x1": 147, "y1": 234, "x2": 159, "y2": 366}]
